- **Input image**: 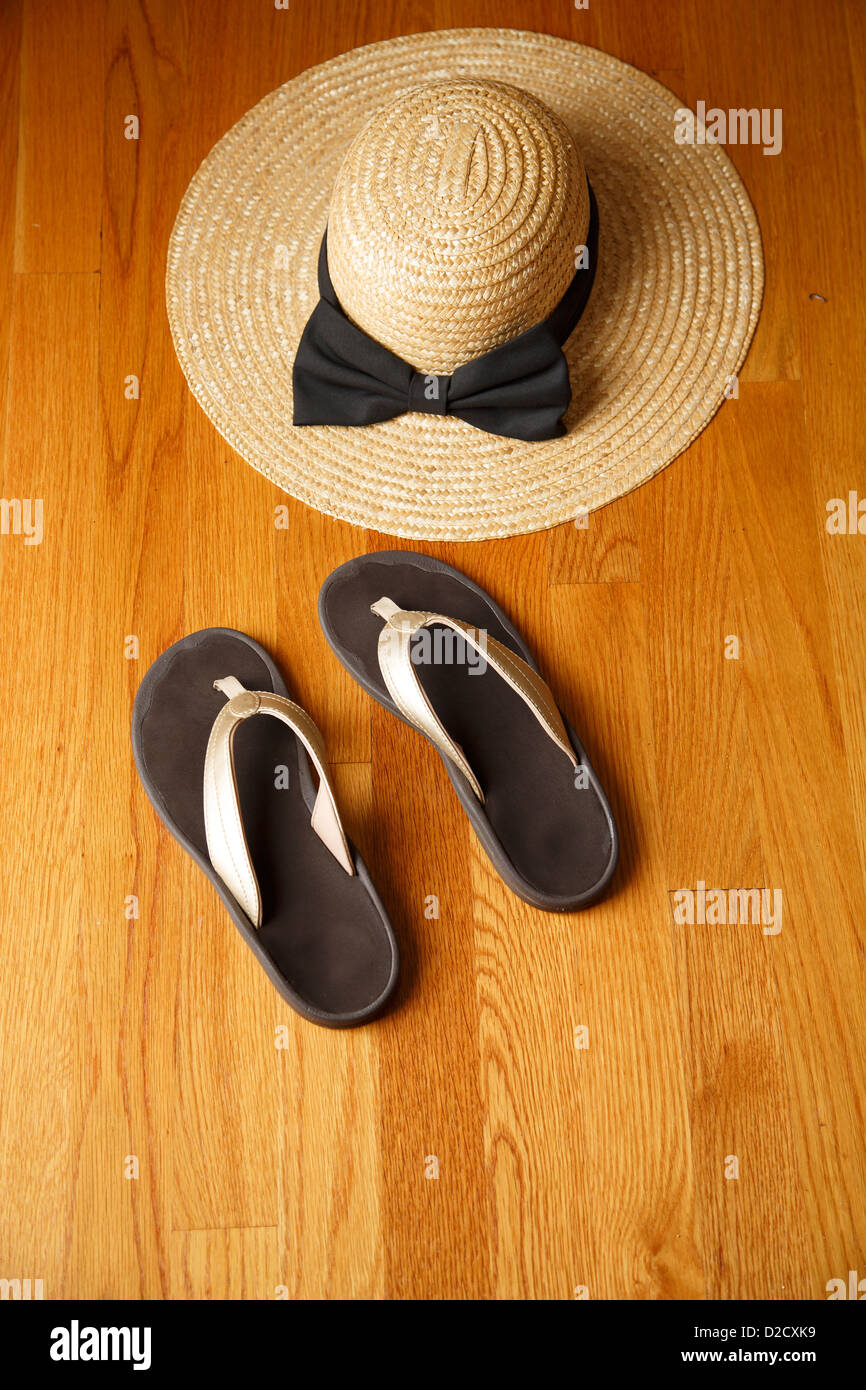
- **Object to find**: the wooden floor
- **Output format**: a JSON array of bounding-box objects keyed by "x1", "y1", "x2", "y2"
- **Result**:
[{"x1": 0, "y1": 0, "x2": 864, "y2": 1302}]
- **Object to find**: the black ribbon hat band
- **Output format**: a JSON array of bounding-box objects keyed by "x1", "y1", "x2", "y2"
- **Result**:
[{"x1": 292, "y1": 180, "x2": 599, "y2": 443}]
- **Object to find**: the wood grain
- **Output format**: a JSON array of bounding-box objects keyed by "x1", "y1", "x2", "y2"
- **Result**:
[
  {"x1": 14, "y1": 0, "x2": 104, "y2": 273},
  {"x1": 0, "y1": 0, "x2": 864, "y2": 1301}
]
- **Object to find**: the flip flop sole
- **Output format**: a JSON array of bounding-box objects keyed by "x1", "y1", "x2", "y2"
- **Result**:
[
  {"x1": 132, "y1": 628, "x2": 399, "y2": 1027},
  {"x1": 319, "y1": 552, "x2": 619, "y2": 911}
]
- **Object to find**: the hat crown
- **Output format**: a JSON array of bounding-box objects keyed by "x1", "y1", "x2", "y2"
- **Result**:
[{"x1": 327, "y1": 79, "x2": 589, "y2": 375}]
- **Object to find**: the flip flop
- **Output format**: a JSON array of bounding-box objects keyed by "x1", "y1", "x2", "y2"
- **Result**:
[
  {"x1": 131, "y1": 628, "x2": 399, "y2": 1027},
  {"x1": 319, "y1": 552, "x2": 618, "y2": 911}
]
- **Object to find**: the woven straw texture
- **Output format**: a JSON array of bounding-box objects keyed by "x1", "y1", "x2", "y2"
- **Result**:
[
  {"x1": 328, "y1": 78, "x2": 590, "y2": 374},
  {"x1": 166, "y1": 28, "x2": 764, "y2": 541}
]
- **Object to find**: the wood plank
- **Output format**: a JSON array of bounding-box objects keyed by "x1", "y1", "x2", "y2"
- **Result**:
[
  {"x1": 680, "y1": 0, "x2": 800, "y2": 383},
  {"x1": 718, "y1": 383, "x2": 866, "y2": 1296},
  {"x1": 170, "y1": 1227, "x2": 279, "y2": 1300},
  {"x1": 0, "y1": 1, "x2": 22, "y2": 446},
  {"x1": 639, "y1": 400, "x2": 814, "y2": 1298},
  {"x1": 78, "y1": 0, "x2": 191, "y2": 1299},
  {"x1": 549, "y1": 488, "x2": 641, "y2": 584},
  {"x1": 373, "y1": 704, "x2": 491, "y2": 1299},
  {"x1": 14, "y1": 0, "x2": 104, "y2": 272},
  {"x1": 476, "y1": 579, "x2": 704, "y2": 1298},
  {"x1": 0, "y1": 272, "x2": 100, "y2": 1294},
  {"x1": 274, "y1": 507, "x2": 372, "y2": 765},
  {"x1": 798, "y1": 0, "x2": 866, "y2": 897}
]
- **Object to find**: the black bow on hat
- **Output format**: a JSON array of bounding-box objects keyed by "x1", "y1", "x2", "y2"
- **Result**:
[{"x1": 293, "y1": 182, "x2": 599, "y2": 443}]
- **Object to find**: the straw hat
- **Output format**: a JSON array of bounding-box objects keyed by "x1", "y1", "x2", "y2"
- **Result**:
[{"x1": 166, "y1": 28, "x2": 763, "y2": 541}]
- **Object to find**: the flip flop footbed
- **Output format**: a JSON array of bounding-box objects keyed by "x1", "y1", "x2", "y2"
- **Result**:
[
  {"x1": 319, "y1": 553, "x2": 618, "y2": 910},
  {"x1": 132, "y1": 629, "x2": 398, "y2": 1026}
]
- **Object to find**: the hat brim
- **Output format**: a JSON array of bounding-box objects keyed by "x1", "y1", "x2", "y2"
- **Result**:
[{"x1": 166, "y1": 28, "x2": 763, "y2": 541}]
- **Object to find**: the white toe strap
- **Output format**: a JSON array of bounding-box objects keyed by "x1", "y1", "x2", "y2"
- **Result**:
[
  {"x1": 371, "y1": 596, "x2": 578, "y2": 803},
  {"x1": 203, "y1": 675, "x2": 354, "y2": 928}
]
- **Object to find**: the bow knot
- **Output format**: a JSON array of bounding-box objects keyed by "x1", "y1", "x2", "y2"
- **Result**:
[{"x1": 408, "y1": 372, "x2": 449, "y2": 416}]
